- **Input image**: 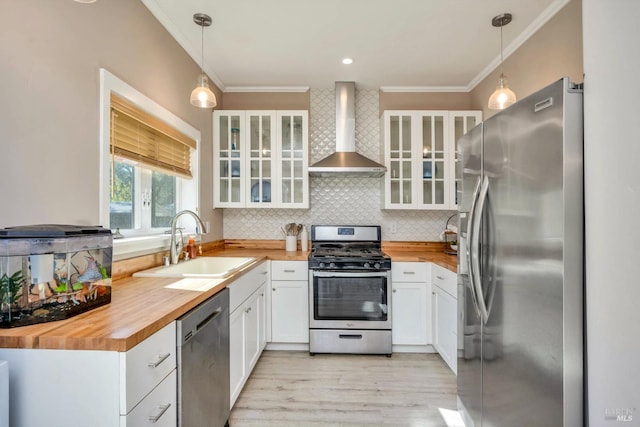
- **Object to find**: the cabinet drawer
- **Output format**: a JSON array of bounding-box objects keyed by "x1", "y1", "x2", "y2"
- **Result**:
[
  {"x1": 120, "y1": 322, "x2": 176, "y2": 415},
  {"x1": 120, "y1": 369, "x2": 177, "y2": 427},
  {"x1": 271, "y1": 260, "x2": 308, "y2": 281},
  {"x1": 432, "y1": 264, "x2": 457, "y2": 297},
  {"x1": 230, "y1": 261, "x2": 269, "y2": 312},
  {"x1": 392, "y1": 262, "x2": 428, "y2": 283}
]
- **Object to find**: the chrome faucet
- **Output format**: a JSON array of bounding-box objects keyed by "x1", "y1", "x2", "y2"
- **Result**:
[{"x1": 169, "y1": 210, "x2": 207, "y2": 264}]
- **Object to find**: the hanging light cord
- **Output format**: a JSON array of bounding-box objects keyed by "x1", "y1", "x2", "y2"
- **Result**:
[
  {"x1": 200, "y1": 19, "x2": 205, "y2": 76},
  {"x1": 500, "y1": 22, "x2": 504, "y2": 77}
]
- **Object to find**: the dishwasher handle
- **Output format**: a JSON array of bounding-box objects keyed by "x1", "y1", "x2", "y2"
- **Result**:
[{"x1": 183, "y1": 308, "x2": 223, "y2": 344}]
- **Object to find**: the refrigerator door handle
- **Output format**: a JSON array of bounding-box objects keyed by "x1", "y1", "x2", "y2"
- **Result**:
[
  {"x1": 467, "y1": 176, "x2": 483, "y2": 319},
  {"x1": 472, "y1": 175, "x2": 490, "y2": 323}
]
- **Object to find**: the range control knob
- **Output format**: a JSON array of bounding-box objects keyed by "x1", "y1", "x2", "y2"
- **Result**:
[
  {"x1": 329, "y1": 262, "x2": 336, "y2": 269},
  {"x1": 319, "y1": 262, "x2": 325, "y2": 269},
  {"x1": 363, "y1": 262, "x2": 371, "y2": 269},
  {"x1": 374, "y1": 262, "x2": 381, "y2": 269}
]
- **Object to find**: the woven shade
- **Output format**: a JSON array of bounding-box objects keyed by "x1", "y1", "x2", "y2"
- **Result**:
[{"x1": 110, "y1": 94, "x2": 195, "y2": 178}]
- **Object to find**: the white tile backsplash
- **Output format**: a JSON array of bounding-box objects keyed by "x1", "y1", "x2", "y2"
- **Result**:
[{"x1": 222, "y1": 88, "x2": 455, "y2": 241}]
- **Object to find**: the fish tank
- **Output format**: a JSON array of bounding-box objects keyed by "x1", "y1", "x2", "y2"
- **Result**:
[{"x1": 0, "y1": 225, "x2": 113, "y2": 328}]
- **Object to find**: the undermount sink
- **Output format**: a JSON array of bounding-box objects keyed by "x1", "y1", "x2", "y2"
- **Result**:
[{"x1": 133, "y1": 256, "x2": 256, "y2": 279}]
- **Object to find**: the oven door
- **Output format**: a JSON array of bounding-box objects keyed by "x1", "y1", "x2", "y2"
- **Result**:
[{"x1": 309, "y1": 270, "x2": 391, "y2": 330}]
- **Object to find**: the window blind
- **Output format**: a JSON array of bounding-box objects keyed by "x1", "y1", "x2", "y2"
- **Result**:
[{"x1": 110, "y1": 94, "x2": 196, "y2": 179}]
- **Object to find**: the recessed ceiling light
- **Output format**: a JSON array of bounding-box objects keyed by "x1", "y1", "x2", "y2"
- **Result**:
[
  {"x1": 342, "y1": 58, "x2": 353, "y2": 65},
  {"x1": 73, "y1": 0, "x2": 97, "y2": 3}
]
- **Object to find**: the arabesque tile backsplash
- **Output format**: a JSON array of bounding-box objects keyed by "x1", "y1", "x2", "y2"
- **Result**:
[{"x1": 222, "y1": 87, "x2": 456, "y2": 241}]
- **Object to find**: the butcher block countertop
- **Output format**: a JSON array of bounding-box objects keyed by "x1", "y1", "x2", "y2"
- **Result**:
[
  {"x1": 0, "y1": 240, "x2": 456, "y2": 352},
  {"x1": 0, "y1": 257, "x2": 266, "y2": 351}
]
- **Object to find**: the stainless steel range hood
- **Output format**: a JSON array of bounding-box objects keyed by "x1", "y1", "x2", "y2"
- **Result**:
[{"x1": 308, "y1": 82, "x2": 387, "y2": 177}]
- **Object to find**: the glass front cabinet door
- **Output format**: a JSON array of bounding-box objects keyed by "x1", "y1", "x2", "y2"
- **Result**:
[
  {"x1": 277, "y1": 111, "x2": 309, "y2": 208},
  {"x1": 418, "y1": 111, "x2": 449, "y2": 209},
  {"x1": 246, "y1": 111, "x2": 277, "y2": 208},
  {"x1": 214, "y1": 111, "x2": 246, "y2": 208},
  {"x1": 383, "y1": 110, "x2": 481, "y2": 210},
  {"x1": 384, "y1": 111, "x2": 416, "y2": 208},
  {"x1": 449, "y1": 111, "x2": 482, "y2": 209},
  {"x1": 214, "y1": 110, "x2": 308, "y2": 209}
]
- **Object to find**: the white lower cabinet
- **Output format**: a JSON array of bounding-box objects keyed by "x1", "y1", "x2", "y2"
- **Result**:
[
  {"x1": 392, "y1": 281, "x2": 429, "y2": 345},
  {"x1": 270, "y1": 261, "x2": 309, "y2": 344},
  {"x1": 0, "y1": 322, "x2": 177, "y2": 427},
  {"x1": 120, "y1": 370, "x2": 177, "y2": 427},
  {"x1": 432, "y1": 264, "x2": 458, "y2": 374},
  {"x1": 229, "y1": 262, "x2": 268, "y2": 408},
  {"x1": 391, "y1": 262, "x2": 432, "y2": 348}
]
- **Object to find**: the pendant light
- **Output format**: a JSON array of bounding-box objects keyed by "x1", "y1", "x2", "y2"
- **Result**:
[
  {"x1": 190, "y1": 13, "x2": 217, "y2": 109},
  {"x1": 488, "y1": 13, "x2": 516, "y2": 110}
]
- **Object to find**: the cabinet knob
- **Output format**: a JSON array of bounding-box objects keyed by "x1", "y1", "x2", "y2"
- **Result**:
[
  {"x1": 272, "y1": 288, "x2": 276, "y2": 291},
  {"x1": 392, "y1": 289, "x2": 397, "y2": 293}
]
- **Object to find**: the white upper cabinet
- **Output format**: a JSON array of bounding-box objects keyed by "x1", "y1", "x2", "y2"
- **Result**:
[
  {"x1": 383, "y1": 110, "x2": 481, "y2": 210},
  {"x1": 246, "y1": 111, "x2": 277, "y2": 208},
  {"x1": 448, "y1": 111, "x2": 482, "y2": 209},
  {"x1": 214, "y1": 110, "x2": 309, "y2": 209},
  {"x1": 277, "y1": 111, "x2": 309, "y2": 208},
  {"x1": 214, "y1": 111, "x2": 246, "y2": 208}
]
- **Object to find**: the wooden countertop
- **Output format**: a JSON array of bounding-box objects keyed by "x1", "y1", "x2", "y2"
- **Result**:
[
  {"x1": 0, "y1": 257, "x2": 266, "y2": 351},
  {"x1": 0, "y1": 242, "x2": 456, "y2": 352},
  {"x1": 383, "y1": 250, "x2": 457, "y2": 272}
]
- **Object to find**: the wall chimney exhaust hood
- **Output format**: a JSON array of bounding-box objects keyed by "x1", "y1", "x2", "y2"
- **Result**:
[{"x1": 308, "y1": 82, "x2": 387, "y2": 177}]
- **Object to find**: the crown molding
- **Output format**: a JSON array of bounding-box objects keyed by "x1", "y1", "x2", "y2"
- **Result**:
[
  {"x1": 223, "y1": 86, "x2": 310, "y2": 93},
  {"x1": 380, "y1": 86, "x2": 469, "y2": 93}
]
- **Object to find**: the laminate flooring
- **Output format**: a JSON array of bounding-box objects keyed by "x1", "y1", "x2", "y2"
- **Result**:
[{"x1": 229, "y1": 351, "x2": 459, "y2": 427}]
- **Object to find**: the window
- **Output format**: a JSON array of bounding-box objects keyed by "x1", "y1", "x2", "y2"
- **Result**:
[
  {"x1": 109, "y1": 162, "x2": 178, "y2": 232},
  {"x1": 100, "y1": 69, "x2": 201, "y2": 256}
]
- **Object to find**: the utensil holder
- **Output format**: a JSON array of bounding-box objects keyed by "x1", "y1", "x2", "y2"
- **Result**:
[{"x1": 285, "y1": 236, "x2": 297, "y2": 252}]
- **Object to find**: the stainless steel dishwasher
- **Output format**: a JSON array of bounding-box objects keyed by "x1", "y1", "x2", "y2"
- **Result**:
[{"x1": 177, "y1": 288, "x2": 230, "y2": 427}]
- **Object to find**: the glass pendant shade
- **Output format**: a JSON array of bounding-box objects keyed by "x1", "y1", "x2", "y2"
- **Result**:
[
  {"x1": 488, "y1": 73, "x2": 516, "y2": 110},
  {"x1": 190, "y1": 74, "x2": 217, "y2": 108}
]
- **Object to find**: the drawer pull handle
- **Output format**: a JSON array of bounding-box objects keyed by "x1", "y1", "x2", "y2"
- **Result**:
[
  {"x1": 260, "y1": 271, "x2": 268, "y2": 275},
  {"x1": 339, "y1": 334, "x2": 363, "y2": 340},
  {"x1": 148, "y1": 403, "x2": 171, "y2": 423},
  {"x1": 436, "y1": 275, "x2": 445, "y2": 280},
  {"x1": 148, "y1": 353, "x2": 171, "y2": 368},
  {"x1": 283, "y1": 269, "x2": 296, "y2": 273},
  {"x1": 403, "y1": 271, "x2": 415, "y2": 275}
]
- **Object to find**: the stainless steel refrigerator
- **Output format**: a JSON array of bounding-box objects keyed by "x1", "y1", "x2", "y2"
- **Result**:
[{"x1": 456, "y1": 77, "x2": 584, "y2": 427}]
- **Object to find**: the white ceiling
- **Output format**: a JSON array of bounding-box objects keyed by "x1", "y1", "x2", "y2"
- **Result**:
[{"x1": 141, "y1": 0, "x2": 569, "y2": 91}]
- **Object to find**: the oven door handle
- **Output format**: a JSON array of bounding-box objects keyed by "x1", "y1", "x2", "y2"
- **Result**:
[{"x1": 311, "y1": 271, "x2": 389, "y2": 278}]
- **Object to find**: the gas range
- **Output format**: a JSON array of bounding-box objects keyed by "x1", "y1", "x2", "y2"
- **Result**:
[
  {"x1": 307, "y1": 225, "x2": 393, "y2": 356},
  {"x1": 308, "y1": 225, "x2": 391, "y2": 271}
]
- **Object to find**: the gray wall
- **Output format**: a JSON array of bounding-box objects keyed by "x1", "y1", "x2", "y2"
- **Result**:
[
  {"x1": 470, "y1": 0, "x2": 583, "y2": 117},
  {"x1": 0, "y1": 0, "x2": 223, "y2": 241},
  {"x1": 583, "y1": 0, "x2": 640, "y2": 424}
]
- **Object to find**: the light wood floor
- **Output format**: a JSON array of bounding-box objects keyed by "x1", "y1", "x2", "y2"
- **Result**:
[{"x1": 230, "y1": 351, "x2": 457, "y2": 426}]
